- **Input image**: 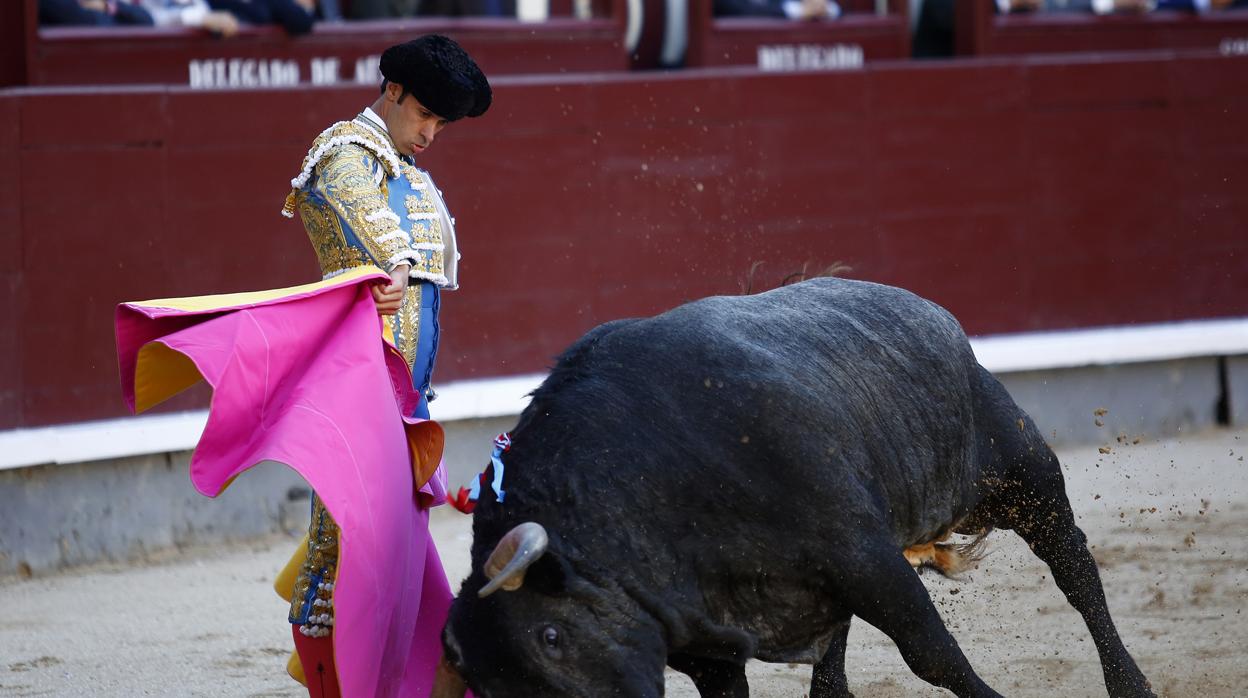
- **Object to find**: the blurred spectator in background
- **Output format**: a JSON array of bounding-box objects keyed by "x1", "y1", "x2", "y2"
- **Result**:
[
  {"x1": 999, "y1": 0, "x2": 1248, "y2": 12},
  {"x1": 912, "y1": 0, "x2": 952, "y2": 57},
  {"x1": 347, "y1": 0, "x2": 417, "y2": 17},
  {"x1": 1153, "y1": 0, "x2": 1248, "y2": 9},
  {"x1": 715, "y1": 0, "x2": 842, "y2": 19},
  {"x1": 416, "y1": 0, "x2": 516, "y2": 16},
  {"x1": 42, "y1": 0, "x2": 320, "y2": 31},
  {"x1": 349, "y1": 0, "x2": 513, "y2": 17},
  {"x1": 997, "y1": 0, "x2": 1151, "y2": 13},
  {"x1": 206, "y1": 0, "x2": 317, "y2": 33},
  {"x1": 40, "y1": 0, "x2": 153, "y2": 25},
  {"x1": 140, "y1": 0, "x2": 241, "y2": 35}
]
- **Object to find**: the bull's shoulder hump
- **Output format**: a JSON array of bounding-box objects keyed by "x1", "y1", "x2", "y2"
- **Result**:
[
  {"x1": 553, "y1": 279, "x2": 971, "y2": 372},
  {"x1": 655, "y1": 278, "x2": 957, "y2": 328},
  {"x1": 792, "y1": 277, "x2": 967, "y2": 336},
  {"x1": 556, "y1": 318, "x2": 641, "y2": 363}
]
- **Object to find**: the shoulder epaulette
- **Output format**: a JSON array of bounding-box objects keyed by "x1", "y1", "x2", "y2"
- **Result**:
[{"x1": 281, "y1": 120, "x2": 402, "y2": 218}]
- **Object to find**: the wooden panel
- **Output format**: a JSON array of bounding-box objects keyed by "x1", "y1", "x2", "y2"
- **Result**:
[
  {"x1": 30, "y1": 19, "x2": 627, "y2": 88},
  {"x1": 167, "y1": 88, "x2": 349, "y2": 148},
  {"x1": 871, "y1": 61, "x2": 1025, "y2": 114},
  {"x1": 687, "y1": 0, "x2": 909, "y2": 68},
  {"x1": 0, "y1": 269, "x2": 18, "y2": 428},
  {"x1": 1025, "y1": 54, "x2": 1173, "y2": 109},
  {"x1": 21, "y1": 90, "x2": 167, "y2": 149},
  {"x1": 0, "y1": 97, "x2": 20, "y2": 426},
  {"x1": 695, "y1": 17, "x2": 910, "y2": 68},
  {"x1": 0, "y1": 0, "x2": 30, "y2": 87},
  {"x1": 1166, "y1": 52, "x2": 1248, "y2": 105},
  {"x1": 961, "y1": 0, "x2": 1248, "y2": 57},
  {"x1": 0, "y1": 98, "x2": 19, "y2": 272},
  {"x1": 6, "y1": 53, "x2": 1248, "y2": 428}
]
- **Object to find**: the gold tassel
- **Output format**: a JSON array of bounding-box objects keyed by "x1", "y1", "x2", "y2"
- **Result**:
[{"x1": 282, "y1": 190, "x2": 298, "y2": 218}]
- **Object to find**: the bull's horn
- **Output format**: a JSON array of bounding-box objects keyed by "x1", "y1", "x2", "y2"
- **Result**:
[
  {"x1": 429, "y1": 655, "x2": 468, "y2": 698},
  {"x1": 479, "y1": 522, "x2": 549, "y2": 597}
]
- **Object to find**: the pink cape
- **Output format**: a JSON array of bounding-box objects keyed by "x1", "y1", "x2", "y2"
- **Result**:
[{"x1": 115, "y1": 269, "x2": 455, "y2": 697}]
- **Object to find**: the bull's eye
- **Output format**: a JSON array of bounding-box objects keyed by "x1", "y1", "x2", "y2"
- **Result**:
[{"x1": 539, "y1": 625, "x2": 562, "y2": 658}]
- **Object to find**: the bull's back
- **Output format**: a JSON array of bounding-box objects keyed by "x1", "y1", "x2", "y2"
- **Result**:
[{"x1": 595, "y1": 278, "x2": 984, "y2": 541}]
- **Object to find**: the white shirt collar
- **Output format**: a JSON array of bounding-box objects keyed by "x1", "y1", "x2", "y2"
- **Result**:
[{"x1": 360, "y1": 106, "x2": 388, "y2": 134}]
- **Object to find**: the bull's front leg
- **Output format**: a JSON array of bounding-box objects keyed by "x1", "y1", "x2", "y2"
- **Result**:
[
  {"x1": 667, "y1": 653, "x2": 748, "y2": 698},
  {"x1": 829, "y1": 538, "x2": 1003, "y2": 698},
  {"x1": 809, "y1": 619, "x2": 853, "y2": 698}
]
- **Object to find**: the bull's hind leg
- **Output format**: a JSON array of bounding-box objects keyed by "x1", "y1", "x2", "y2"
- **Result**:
[
  {"x1": 809, "y1": 620, "x2": 853, "y2": 698},
  {"x1": 973, "y1": 365, "x2": 1154, "y2": 696},
  {"x1": 998, "y1": 453, "x2": 1155, "y2": 697},
  {"x1": 667, "y1": 654, "x2": 748, "y2": 698},
  {"x1": 832, "y1": 539, "x2": 1002, "y2": 698}
]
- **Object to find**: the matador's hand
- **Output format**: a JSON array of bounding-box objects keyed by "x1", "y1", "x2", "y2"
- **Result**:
[{"x1": 372, "y1": 265, "x2": 410, "y2": 316}]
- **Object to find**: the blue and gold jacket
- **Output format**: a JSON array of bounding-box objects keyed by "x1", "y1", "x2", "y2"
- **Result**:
[
  {"x1": 282, "y1": 112, "x2": 458, "y2": 383},
  {"x1": 282, "y1": 113, "x2": 459, "y2": 289}
]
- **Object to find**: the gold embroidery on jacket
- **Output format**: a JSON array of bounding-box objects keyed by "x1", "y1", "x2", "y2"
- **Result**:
[
  {"x1": 298, "y1": 199, "x2": 369, "y2": 274},
  {"x1": 402, "y1": 163, "x2": 426, "y2": 189},
  {"x1": 386, "y1": 284, "x2": 423, "y2": 373},
  {"x1": 314, "y1": 145, "x2": 410, "y2": 271},
  {"x1": 289, "y1": 496, "x2": 339, "y2": 628},
  {"x1": 405, "y1": 193, "x2": 445, "y2": 281},
  {"x1": 293, "y1": 120, "x2": 414, "y2": 277},
  {"x1": 410, "y1": 251, "x2": 444, "y2": 280}
]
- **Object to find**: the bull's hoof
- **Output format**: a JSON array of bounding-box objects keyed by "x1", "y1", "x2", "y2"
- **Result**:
[
  {"x1": 810, "y1": 690, "x2": 854, "y2": 698},
  {"x1": 1106, "y1": 667, "x2": 1156, "y2": 698},
  {"x1": 809, "y1": 674, "x2": 854, "y2": 698}
]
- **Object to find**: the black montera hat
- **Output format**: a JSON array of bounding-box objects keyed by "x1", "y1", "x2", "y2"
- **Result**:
[{"x1": 379, "y1": 35, "x2": 491, "y2": 122}]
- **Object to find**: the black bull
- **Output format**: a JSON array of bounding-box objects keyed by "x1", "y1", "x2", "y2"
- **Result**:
[{"x1": 436, "y1": 278, "x2": 1154, "y2": 698}]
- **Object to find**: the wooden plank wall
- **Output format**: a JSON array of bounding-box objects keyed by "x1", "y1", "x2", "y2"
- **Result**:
[{"x1": 2, "y1": 52, "x2": 1246, "y2": 428}]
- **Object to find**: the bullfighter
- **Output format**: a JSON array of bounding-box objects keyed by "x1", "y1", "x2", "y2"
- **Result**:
[{"x1": 277, "y1": 34, "x2": 491, "y2": 697}]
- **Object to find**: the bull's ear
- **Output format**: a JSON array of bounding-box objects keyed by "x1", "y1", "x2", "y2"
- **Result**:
[{"x1": 521, "y1": 551, "x2": 570, "y2": 595}]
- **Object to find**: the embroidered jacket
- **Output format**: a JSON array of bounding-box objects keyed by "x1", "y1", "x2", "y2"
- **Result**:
[
  {"x1": 280, "y1": 116, "x2": 460, "y2": 631},
  {"x1": 283, "y1": 115, "x2": 460, "y2": 289}
]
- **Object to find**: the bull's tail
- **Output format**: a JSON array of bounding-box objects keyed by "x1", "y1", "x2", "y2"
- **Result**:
[
  {"x1": 740, "y1": 261, "x2": 852, "y2": 294},
  {"x1": 902, "y1": 532, "x2": 990, "y2": 578}
]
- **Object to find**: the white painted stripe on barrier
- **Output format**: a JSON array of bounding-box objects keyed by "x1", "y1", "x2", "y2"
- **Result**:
[
  {"x1": 969, "y1": 317, "x2": 1248, "y2": 373},
  {"x1": 2, "y1": 318, "x2": 1245, "y2": 470},
  {"x1": 430, "y1": 373, "x2": 546, "y2": 422},
  {"x1": 0, "y1": 373, "x2": 547, "y2": 472},
  {"x1": 0, "y1": 410, "x2": 214, "y2": 471}
]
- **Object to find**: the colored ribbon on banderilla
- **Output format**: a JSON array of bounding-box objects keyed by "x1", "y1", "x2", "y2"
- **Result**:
[{"x1": 449, "y1": 432, "x2": 510, "y2": 514}]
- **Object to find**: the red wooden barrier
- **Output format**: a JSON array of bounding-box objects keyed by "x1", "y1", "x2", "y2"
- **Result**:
[
  {"x1": 5, "y1": 0, "x2": 630, "y2": 89},
  {"x1": 2, "y1": 52, "x2": 1247, "y2": 429},
  {"x1": 0, "y1": 1, "x2": 34, "y2": 88},
  {"x1": 27, "y1": 18, "x2": 629, "y2": 87},
  {"x1": 0, "y1": 97, "x2": 19, "y2": 425},
  {"x1": 687, "y1": 0, "x2": 909, "y2": 68},
  {"x1": 957, "y1": 0, "x2": 1248, "y2": 56}
]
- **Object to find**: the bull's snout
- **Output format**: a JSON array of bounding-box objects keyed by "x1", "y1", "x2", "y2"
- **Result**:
[{"x1": 429, "y1": 655, "x2": 468, "y2": 698}]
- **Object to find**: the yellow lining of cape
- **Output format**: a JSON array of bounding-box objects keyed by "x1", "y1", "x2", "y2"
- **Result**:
[
  {"x1": 128, "y1": 267, "x2": 387, "y2": 414},
  {"x1": 133, "y1": 342, "x2": 205, "y2": 415},
  {"x1": 130, "y1": 266, "x2": 383, "y2": 312}
]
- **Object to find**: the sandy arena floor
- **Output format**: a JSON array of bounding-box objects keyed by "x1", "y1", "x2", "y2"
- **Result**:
[{"x1": 2, "y1": 427, "x2": 1245, "y2": 697}]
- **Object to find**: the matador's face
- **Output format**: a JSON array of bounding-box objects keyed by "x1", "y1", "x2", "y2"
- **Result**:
[{"x1": 381, "y1": 83, "x2": 448, "y2": 158}]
